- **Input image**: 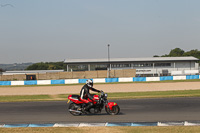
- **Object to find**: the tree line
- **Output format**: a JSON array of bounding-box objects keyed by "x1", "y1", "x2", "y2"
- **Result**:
[
  {"x1": 154, "y1": 48, "x2": 200, "y2": 60},
  {"x1": 26, "y1": 62, "x2": 67, "y2": 71}
]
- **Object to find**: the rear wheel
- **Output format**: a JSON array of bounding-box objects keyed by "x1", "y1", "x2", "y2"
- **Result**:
[
  {"x1": 105, "y1": 105, "x2": 120, "y2": 115},
  {"x1": 68, "y1": 103, "x2": 82, "y2": 116}
]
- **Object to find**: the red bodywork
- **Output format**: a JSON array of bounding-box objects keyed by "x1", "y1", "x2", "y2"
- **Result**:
[
  {"x1": 105, "y1": 102, "x2": 118, "y2": 110},
  {"x1": 68, "y1": 94, "x2": 99, "y2": 105},
  {"x1": 68, "y1": 95, "x2": 83, "y2": 104}
]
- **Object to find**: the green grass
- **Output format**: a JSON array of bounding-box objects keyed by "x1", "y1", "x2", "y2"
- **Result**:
[
  {"x1": 1, "y1": 89, "x2": 200, "y2": 102},
  {"x1": 107, "y1": 90, "x2": 200, "y2": 99},
  {"x1": 58, "y1": 89, "x2": 200, "y2": 100},
  {"x1": 0, "y1": 95, "x2": 51, "y2": 102}
]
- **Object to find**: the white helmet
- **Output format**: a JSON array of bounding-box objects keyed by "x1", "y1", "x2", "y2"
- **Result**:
[{"x1": 86, "y1": 79, "x2": 93, "y2": 87}]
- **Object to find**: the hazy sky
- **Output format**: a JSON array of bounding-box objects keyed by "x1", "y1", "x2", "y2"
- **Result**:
[{"x1": 0, "y1": 0, "x2": 200, "y2": 64}]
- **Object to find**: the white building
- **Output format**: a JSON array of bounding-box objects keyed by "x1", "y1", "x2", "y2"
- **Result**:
[{"x1": 64, "y1": 56, "x2": 199, "y2": 77}]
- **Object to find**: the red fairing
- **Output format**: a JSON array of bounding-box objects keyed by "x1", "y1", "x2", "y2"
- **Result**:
[
  {"x1": 105, "y1": 102, "x2": 118, "y2": 110},
  {"x1": 68, "y1": 94, "x2": 99, "y2": 105},
  {"x1": 80, "y1": 98, "x2": 90, "y2": 103},
  {"x1": 88, "y1": 98, "x2": 93, "y2": 103},
  {"x1": 68, "y1": 95, "x2": 84, "y2": 104},
  {"x1": 68, "y1": 95, "x2": 72, "y2": 99}
]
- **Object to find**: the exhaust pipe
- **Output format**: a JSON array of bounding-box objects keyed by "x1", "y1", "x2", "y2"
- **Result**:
[{"x1": 69, "y1": 109, "x2": 81, "y2": 113}]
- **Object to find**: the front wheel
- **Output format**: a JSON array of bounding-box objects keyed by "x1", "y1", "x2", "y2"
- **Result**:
[{"x1": 105, "y1": 105, "x2": 120, "y2": 115}]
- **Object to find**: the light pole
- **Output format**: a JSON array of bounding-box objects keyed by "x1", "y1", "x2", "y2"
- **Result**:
[{"x1": 108, "y1": 44, "x2": 110, "y2": 78}]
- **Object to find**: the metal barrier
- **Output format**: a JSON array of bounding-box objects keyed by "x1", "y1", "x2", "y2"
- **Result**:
[{"x1": 0, "y1": 75, "x2": 199, "y2": 86}]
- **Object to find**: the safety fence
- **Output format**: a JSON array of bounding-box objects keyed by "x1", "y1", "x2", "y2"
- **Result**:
[{"x1": 0, "y1": 75, "x2": 199, "y2": 86}]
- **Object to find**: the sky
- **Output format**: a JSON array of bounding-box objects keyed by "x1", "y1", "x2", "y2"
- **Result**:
[{"x1": 0, "y1": 0, "x2": 200, "y2": 64}]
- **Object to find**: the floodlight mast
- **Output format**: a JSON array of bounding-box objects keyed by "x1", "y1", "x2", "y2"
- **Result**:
[{"x1": 108, "y1": 44, "x2": 110, "y2": 78}]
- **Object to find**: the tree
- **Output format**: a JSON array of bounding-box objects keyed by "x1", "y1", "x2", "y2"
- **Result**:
[
  {"x1": 153, "y1": 55, "x2": 159, "y2": 57},
  {"x1": 154, "y1": 48, "x2": 200, "y2": 61},
  {"x1": 26, "y1": 62, "x2": 49, "y2": 70},
  {"x1": 168, "y1": 48, "x2": 185, "y2": 57},
  {"x1": 183, "y1": 49, "x2": 200, "y2": 59},
  {"x1": 26, "y1": 62, "x2": 65, "y2": 70}
]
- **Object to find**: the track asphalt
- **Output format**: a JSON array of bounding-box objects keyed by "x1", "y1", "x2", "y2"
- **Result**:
[{"x1": 1, "y1": 97, "x2": 200, "y2": 124}]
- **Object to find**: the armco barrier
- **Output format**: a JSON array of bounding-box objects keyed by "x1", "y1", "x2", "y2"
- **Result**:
[
  {"x1": 118, "y1": 77, "x2": 133, "y2": 82},
  {"x1": 173, "y1": 76, "x2": 186, "y2": 80},
  {"x1": 186, "y1": 75, "x2": 199, "y2": 80},
  {"x1": 37, "y1": 80, "x2": 51, "y2": 85},
  {"x1": 0, "y1": 81, "x2": 11, "y2": 85},
  {"x1": 51, "y1": 80, "x2": 65, "y2": 85},
  {"x1": 93, "y1": 78, "x2": 105, "y2": 83},
  {"x1": 105, "y1": 78, "x2": 119, "y2": 83},
  {"x1": 11, "y1": 81, "x2": 24, "y2": 86},
  {"x1": 133, "y1": 77, "x2": 146, "y2": 82},
  {"x1": 160, "y1": 76, "x2": 173, "y2": 81},
  {"x1": 65, "y1": 79, "x2": 79, "y2": 84},
  {"x1": 24, "y1": 80, "x2": 37, "y2": 85},
  {"x1": 146, "y1": 77, "x2": 160, "y2": 82},
  {"x1": 0, "y1": 75, "x2": 200, "y2": 86},
  {"x1": 79, "y1": 79, "x2": 89, "y2": 83}
]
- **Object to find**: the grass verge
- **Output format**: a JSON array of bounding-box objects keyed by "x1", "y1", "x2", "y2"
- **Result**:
[
  {"x1": 0, "y1": 126, "x2": 200, "y2": 133},
  {"x1": 0, "y1": 95, "x2": 51, "y2": 102},
  {"x1": 1, "y1": 89, "x2": 200, "y2": 102},
  {"x1": 58, "y1": 89, "x2": 200, "y2": 100}
]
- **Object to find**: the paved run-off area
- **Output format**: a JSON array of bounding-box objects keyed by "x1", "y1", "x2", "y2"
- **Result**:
[{"x1": 0, "y1": 81, "x2": 200, "y2": 96}]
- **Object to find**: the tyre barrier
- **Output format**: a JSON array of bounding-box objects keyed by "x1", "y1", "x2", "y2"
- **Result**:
[{"x1": 1, "y1": 121, "x2": 200, "y2": 128}]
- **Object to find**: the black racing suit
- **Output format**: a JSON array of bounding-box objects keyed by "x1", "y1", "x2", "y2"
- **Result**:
[{"x1": 80, "y1": 84, "x2": 101, "y2": 111}]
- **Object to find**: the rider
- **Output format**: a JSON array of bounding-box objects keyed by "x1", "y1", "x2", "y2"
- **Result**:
[{"x1": 80, "y1": 79, "x2": 101, "y2": 113}]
